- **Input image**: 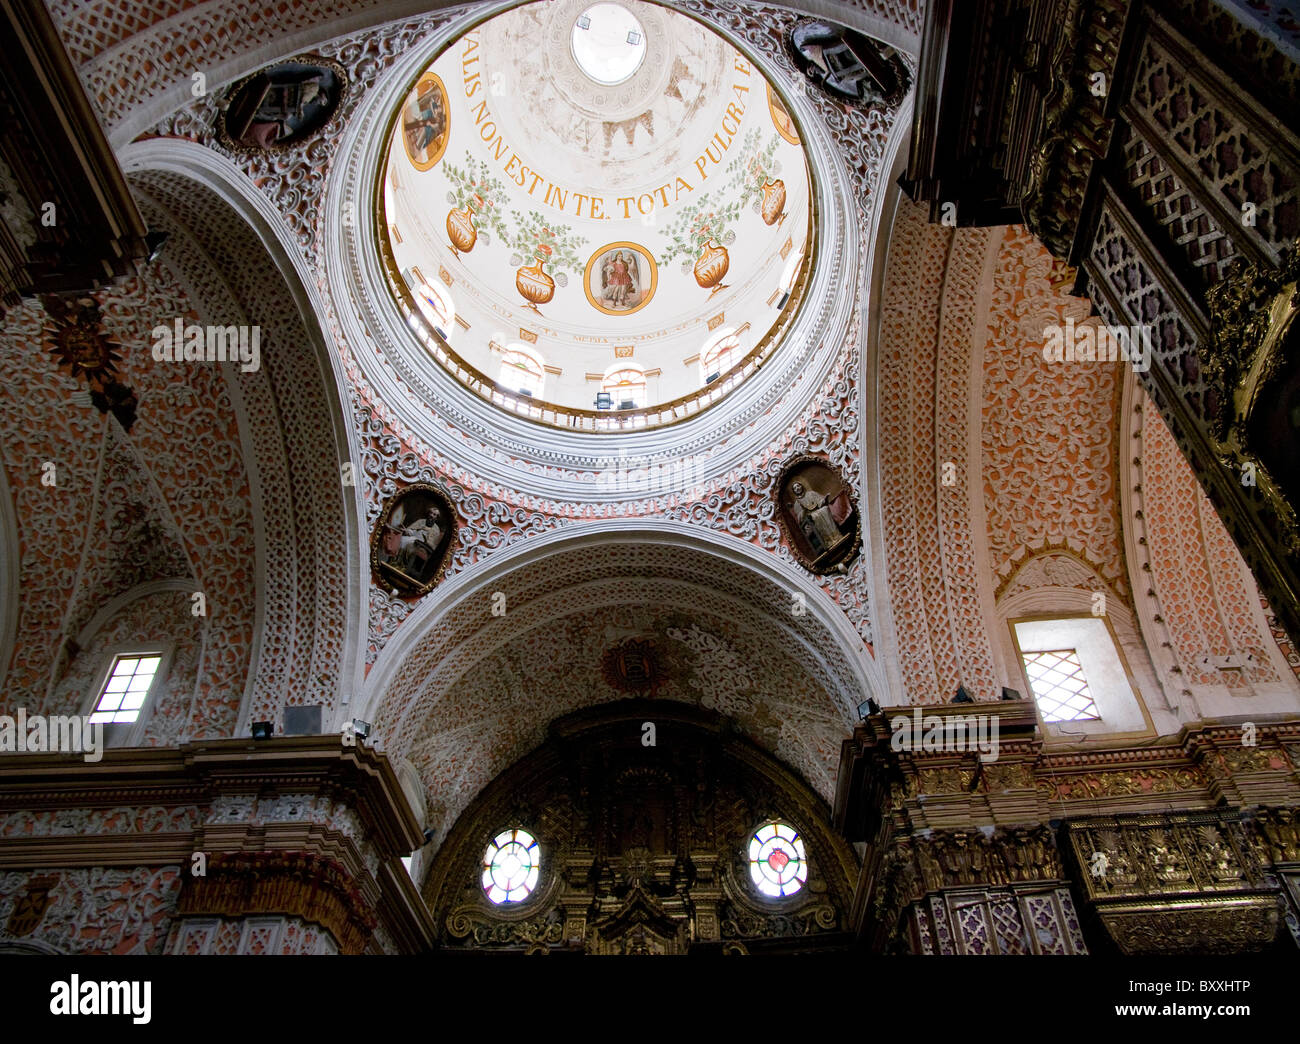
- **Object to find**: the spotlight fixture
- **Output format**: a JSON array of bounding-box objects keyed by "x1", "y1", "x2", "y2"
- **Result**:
[
  {"x1": 1000, "y1": 687, "x2": 1022, "y2": 701},
  {"x1": 250, "y1": 721, "x2": 273, "y2": 739},
  {"x1": 857, "y1": 698, "x2": 882, "y2": 718},
  {"x1": 351, "y1": 719, "x2": 372, "y2": 740},
  {"x1": 144, "y1": 230, "x2": 169, "y2": 262},
  {"x1": 951, "y1": 685, "x2": 974, "y2": 703}
]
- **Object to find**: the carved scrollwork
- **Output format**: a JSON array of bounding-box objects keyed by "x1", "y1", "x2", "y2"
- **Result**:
[
  {"x1": 719, "y1": 901, "x2": 837, "y2": 939},
  {"x1": 1203, "y1": 243, "x2": 1300, "y2": 437},
  {"x1": 1021, "y1": 0, "x2": 1127, "y2": 260},
  {"x1": 446, "y1": 907, "x2": 565, "y2": 947},
  {"x1": 1254, "y1": 807, "x2": 1300, "y2": 865},
  {"x1": 1099, "y1": 898, "x2": 1282, "y2": 956},
  {"x1": 1203, "y1": 240, "x2": 1300, "y2": 554}
]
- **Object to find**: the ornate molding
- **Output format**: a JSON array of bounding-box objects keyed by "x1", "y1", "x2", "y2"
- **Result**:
[
  {"x1": 0, "y1": 738, "x2": 433, "y2": 954},
  {"x1": 1203, "y1": 240, "x2": 1300, "y2": 554},
  {"x1": 176, "y1": 851, "x2": 377, "y2": 954},
  {"x1": 836, "y1": 709, "x2": 1300, "y2": 837},
  {"x1": 1064, "y1": 809, "x2": 1287, "y2": 954}
]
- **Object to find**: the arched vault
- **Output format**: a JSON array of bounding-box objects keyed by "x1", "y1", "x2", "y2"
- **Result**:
[{"x1": 361, "y1": 520, "x2": 882, "y2": 835}]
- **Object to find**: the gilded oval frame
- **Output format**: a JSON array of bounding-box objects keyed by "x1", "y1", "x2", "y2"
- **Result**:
[
  {"x1": 369, "y1": 481, "x2": 458, "y2": 598},
  {"x1": 400, "y1": 71, "x2": 452, "y2": 172},
  {"x1": 583, "y1": 241, "x2": 659, "y2": 317}
]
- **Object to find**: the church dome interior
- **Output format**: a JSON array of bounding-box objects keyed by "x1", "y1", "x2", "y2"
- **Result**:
[
  {"x1": 1, "y1": 0, "x2": 1299, "y2": 993},
  {"x1": 379, "y1": 0, "x2": 813, "y2": 422}
]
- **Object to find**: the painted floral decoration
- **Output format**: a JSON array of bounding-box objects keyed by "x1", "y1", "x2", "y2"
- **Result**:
[
  {"x1": 727, "y1": 129, "x2": 783, "y2": 211},
  {"x1": 443, "y1": 155, "x2": 511, "y2": 245},
  {"x1": 659, "y1": 194, "x2": 741, "y2": 272},
  {"x1": 507, "y1": 211, "x2": 587, "y2": 287}
]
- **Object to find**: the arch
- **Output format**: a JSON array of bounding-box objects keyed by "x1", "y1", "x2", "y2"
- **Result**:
[
  {"x1": 1120, "y1": 366, "x2": 1300, "y2": 715},
  {"x1": 867, "y1": 165, "x2": 1004, "y2": 704},
  {"x1": 60, "y1": 1, "x2": 923, "y2": 149},
  {"x1": 860, "y1": 96, "x2": 915, "y2": 706},
  {"x1": 421, "y1": 699, "x2": 861, "y2": 953},
  {"x1": 408, "y1": 272, "x2": 455, "y2": 339},
  {"x1": 700, "y1": 327, "x2": 741, "y2": 385},
  {"x1": 779, "y1": 248, "x2": 804, "y2": 295},
  {"x1": 997, "y1": 580, "x2": 1168, "y2": 738},
  {"x1": 497, "y1": 344, "x2": 545, "y2": 398},
  {"x1": 359, "y1": 520, "x2": 883, "y2": 832},
  {"x1": 117, "y1": 139, "x2": 365, "y2": 735},
  {"x1": 72, "y1": 578, "x2": 196, "y2": 650},
  {"x1": 51, "y1": 582, "x2": 200, "y2": 746},
  {"x1": 601, "y1": 362, "x2": 648, "y2": 409}
]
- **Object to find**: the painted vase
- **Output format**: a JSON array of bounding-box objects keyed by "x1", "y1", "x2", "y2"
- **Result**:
[
  {"x1": 516, "y1": 250, "x2": 555, "y2": 312},
  {"x1": 761, "y1": 178, "x2": 787, "y2": 226},
  {"x1": 446, "y1": 194, "x2": 482, "y2": 256},
  {"x1": 693, "y1": 239, "x2": 730, "y2": 294}
]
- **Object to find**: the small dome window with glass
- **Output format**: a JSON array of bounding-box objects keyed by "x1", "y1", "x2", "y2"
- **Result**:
[
  {"x1": 498, "y1": 344, "x2": 546, "y2": 397},
  {"x1": 700, "y1": 327, "x2": 741, "y2": 385},
  {"x1": 415, "y1": 277, "x2": 456, "y2": 340},
  {"x1": 602, "y1": 363, "x2": 648, "y2": 409},
  {"x1": 748, "y1": 820, "x2": 807, "y2": 898},
  {"x1": 482, "y1": 828, "x2": 541, "y2": 904},
  {"x1": 571, "y1": 3, "x2": 647, "y2": 85}
]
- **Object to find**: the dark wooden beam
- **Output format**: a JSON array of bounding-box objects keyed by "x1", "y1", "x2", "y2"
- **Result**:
[{"x1": 0, "y1": 0, "x2": 151, "y2": 317}]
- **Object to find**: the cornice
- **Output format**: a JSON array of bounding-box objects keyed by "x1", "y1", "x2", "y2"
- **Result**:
[
  {"x1": 834, "y1": 706, "x2": 1300, "y2": 836},
  {"x1": 0, "y1": 737, "x2": 424, "y2": 856}
]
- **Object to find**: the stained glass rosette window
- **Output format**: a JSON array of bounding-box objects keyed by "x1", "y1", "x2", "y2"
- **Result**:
[
  {"x1": 482, "y1": 828, "x2": 541, "y2": 904},
  {"x1": 748, "y1": 821, "x2": 807, "y2": 897}
]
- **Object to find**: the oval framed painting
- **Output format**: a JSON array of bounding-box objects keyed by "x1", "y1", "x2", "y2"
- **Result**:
[
  {"x1": 583, "y1": 242, "x2": 658, "y2": 317},
  {"x1": 401, "y1": 72, "x2": 452, "y2": 172},
  {"x1": 370, "y1": 482, "x2": 458, "y2": 597},
  {"x1": 774, "y1": 454, "x2": 860, "y2": 574},
  {"x1": 786, "y1": 19, "x2": 909, "y2": 108},
  {"x1": 767, "y1": 82, "x2": 800, "y2": 146},
  {"x1": 218, "y1": 55, "x2": 346, "y2": 154}
]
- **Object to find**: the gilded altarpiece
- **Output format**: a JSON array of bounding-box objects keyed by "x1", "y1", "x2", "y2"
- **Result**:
[
  {"x1": 1064, "y1": 810, "x2": 1288, "y2": 955},
  {"x1": 422, "y1": 703, "x2": 858, "y2": 954},
  {"x1": 838, "y1": 708, "x2": 1300, "y2": 954}
]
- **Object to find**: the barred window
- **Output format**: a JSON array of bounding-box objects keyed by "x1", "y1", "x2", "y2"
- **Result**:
[
  {"x1": 90, "y1": 655, "x2": 161, "y2": 724},
  {"x1": 1021, "y1": 648, "x2": 1101, "y2": 722}
]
